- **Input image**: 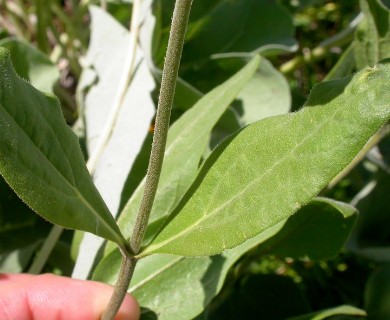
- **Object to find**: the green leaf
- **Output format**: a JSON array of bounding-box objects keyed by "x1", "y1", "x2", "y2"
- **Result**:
[
  {"x1": 364, "y1": 265, "x2": 390, "y2": 319},
  {"x1": 0, "y1": 48, "x2": 126, "y2": 248},
  {"x1": 105, "y1": 54, "x2": 261, "y2": 255},
  {"x1": 347, "y1": 172, "x2": 390, "y2": 261},
  {"x1": 93, "y1": 198, "x2": 354, "y2": 320},
  {"x1": 234, "y1": 57, "x2": 291, "y2": 126},
  {"x1": 182, "y1": 0, "x2": 297, "y2": 62},
  {"x1": 0, "y1": 38, "x2": 59, "y2": 93},
  {"x1": 260, "y1": 198, "x2": 357, "y2": 261},
  {"x1": 0, "y1": 176, "x2": 51, "y2": 254},
  {"x1": 287, "y1": 305, "x2": 367, "y2": 320},
  {"x1": 143, "y1": 62, "x2": 390, "y2": 257},
  {"x1": 325, "y1": 44, "x2": 356, "y2": 81},
  {"x1": 150, "y1": 0, "x2": 296, "y2": 68},
  {"x1": 0, "y1": 243, "x2": 39, "y2": 273},
  {"x1": 355, "y1": 0, "x2": 390, "y2": 69},
  {"x1": 207, "y1": 108, "x2": 241, "y2": 154}
]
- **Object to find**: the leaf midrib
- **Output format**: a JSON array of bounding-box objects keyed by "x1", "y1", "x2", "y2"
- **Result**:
[
  {"x1": 130, "y1": 256, "x2": 184, "y2": 293},
  {"x1": 145, "y1": 95, "x2": 360, "y2": 254},
  {"x1": 121, "y1": 60, "x2": 257, "y2": 222},
  {"x1": 0, "y1": 102, "x2": 118, "y2": 240}
]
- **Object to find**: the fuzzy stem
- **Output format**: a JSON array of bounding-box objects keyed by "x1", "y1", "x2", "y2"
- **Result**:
[
  {"x1": 130, "y1": 0, "x2": 193, "y2": 254},
  {"x1": 101, "y1": 254, "x2": 137, "y2": 320},
  {"x1": 101, "y1": 1, "x2": 193, "y2": 319}
]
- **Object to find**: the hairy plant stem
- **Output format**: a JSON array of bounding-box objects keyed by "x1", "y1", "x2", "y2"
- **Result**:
[
  {"x1": 130, "y1": 0, "x2": 193, "y2": 254},
  {"x1": 102, "y1": 1, "x2": 193, "y2": 319},
  {"x1": 101, "y1": 254, "x2": 137, "y2": 320}
]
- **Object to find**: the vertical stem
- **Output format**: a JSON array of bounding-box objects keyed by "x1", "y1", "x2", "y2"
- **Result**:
[
  {"x1": 130, "y1": 0, "x2": 193, "y2": 255},
  {"x1": 102, "y1": 1, "x2": 193, "y2": 319},
  {"x1": 35, "y1": 0, "x2": 51, "y2": 53},
  {"x1": 101, "y1": 254, "x2": 137, "y2": 320},
  {"x1": 101, "y1": 0, "x2": 107, "y2": 11}
]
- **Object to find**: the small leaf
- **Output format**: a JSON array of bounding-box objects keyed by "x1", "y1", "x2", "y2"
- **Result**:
[
  {"x1": 0, "y1": 48, "x2": 126, "y2": 248},
  {"x1": 0, "y1": 38, "x2": 59, "y2": 93},
  {"x1": 235, "y1": 57, "x2": 291, "y2": 126},
  {"x1": 325, "y1": 44, "x2": 356, "y2": 81},
  {"x1": 143, "y1": 62, "x2": 390, "y2": 257},
  {"x1": 347, "y1": 172, "x2": 390, "y2": 262},
  {"x1": 0, "y1": 243, "x2": 38, "y2": 273},
  {"x1": 355, "y1": 0, "x2": 390, "y2": 69},
  {"x1": 261, "y1": 197, "x2": 357, "y2": 261}
]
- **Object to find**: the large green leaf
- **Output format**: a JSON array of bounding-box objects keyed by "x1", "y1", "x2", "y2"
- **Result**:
[
  {"x1": 0, "y1": 48, "x2": 126, "y2": 248},
  {"x1": 150, "y1": 0, "x2": 296, "y2": 68},
  {"x1": 182, "y1": 0, "x2": 296, "y2": 62},
  {"x1": 105, "y1": 54, "x2": 261, "y2": 255},
  {"x1": 94, "y1": 198, "x2": 356, "y2": 320},
  {"x1": 355, "y1": 0, "x2": 390, "y2": 69},
  {"x1": 143, "y1": 62, "x2": 390, "y2": 257}
]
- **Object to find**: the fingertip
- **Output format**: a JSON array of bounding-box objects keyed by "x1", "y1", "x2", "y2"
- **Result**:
[
  {"x1": 114, "y1": 293, "x2": 140, "y2": 320},
  {"x1": 0, "y1": 273, "x2": 141, "y2": 320},
  {"x1": 90, "y1": 281, "x2": 140, "y2": 320}
]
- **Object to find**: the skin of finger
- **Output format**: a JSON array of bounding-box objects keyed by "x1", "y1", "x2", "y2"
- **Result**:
[{"x1": 0, "y1": 273, "x2": 140, "y2": 320}]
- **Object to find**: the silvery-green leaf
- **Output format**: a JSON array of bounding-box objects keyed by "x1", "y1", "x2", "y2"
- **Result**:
[{"x1": 144, "y1": 62, "x2": 390, "y2": 257}]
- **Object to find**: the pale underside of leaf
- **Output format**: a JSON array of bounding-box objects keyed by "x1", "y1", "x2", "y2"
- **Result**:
[{"x1": 142, "y1": 63, "x2": 390, "y2": 257}]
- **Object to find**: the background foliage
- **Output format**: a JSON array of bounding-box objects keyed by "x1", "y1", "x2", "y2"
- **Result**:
[{"x1": 1, "y1": 0, "x2": 390, "y2": 319}]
